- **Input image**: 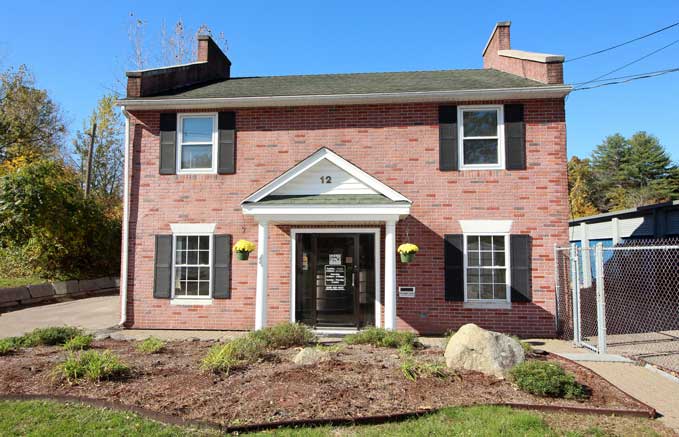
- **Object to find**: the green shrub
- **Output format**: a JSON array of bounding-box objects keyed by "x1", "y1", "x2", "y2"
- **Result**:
[
  {"x1": 510, "y1": 360, "x2": 587, "y2": 399},
  {"x1": 249, "y1": 322, "x2": 316, "y2": 349},
  {"x1": 22, "y1": 326, "x2": 82, "y2": 347},
  {"x1": 201, "y1": 336, "x2": 267, "y2": 374},
  {"x1": 344, "y1": 327, "x2": 417, "y2": 349},
  {"x1": 511, "y1": 335, "x2": 533, "y2": 354},
  {"x1": 0, "y1": 338, "x2": 17, "y2": 355},
  {"x1": 62, "y1": 335, "x2": 93, "y2": 351},
  {"x1": 135, "y1": 337, "x2": 165, "y2": 354},
  {"x1": 401, "y1": 358, "x2": 448, "y2": 381},
  {"x1": 55, "y1": 350, "x2": 129, "y2": 383}
]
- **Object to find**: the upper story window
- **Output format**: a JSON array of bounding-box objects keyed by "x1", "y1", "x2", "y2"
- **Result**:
[
  {"x1": 177, "y1": 114, "x2": 217, "y2": 173},
  {"x1": 458, "y1": 105, "x2": 504, "y2": 170}
]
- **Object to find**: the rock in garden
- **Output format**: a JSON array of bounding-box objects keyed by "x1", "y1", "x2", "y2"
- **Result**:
[
  {"x1": 444, "y1": 323, "x2": 524, "y2": 378},
  {"x1": 292, "y1": 347, "x2": 328, "y2": 365}
]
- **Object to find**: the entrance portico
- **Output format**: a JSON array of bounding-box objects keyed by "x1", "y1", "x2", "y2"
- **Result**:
[{"x1": 241, "y1": 148, "x2": 411, "y2": 330}]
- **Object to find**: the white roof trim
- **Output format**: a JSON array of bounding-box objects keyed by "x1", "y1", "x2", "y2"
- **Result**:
[
  {"x1": 242, "y1": 148, "x2": 411, "y2": 204},
  {"x1": 242, "y1": 206, "x2": 410, "y2": 223},
  {"x1": 498, "y1": 49, "x2": 564, "y2": 63},
  {"x1": 117, "y1": 85, "x2": 572, "y2": 110}
]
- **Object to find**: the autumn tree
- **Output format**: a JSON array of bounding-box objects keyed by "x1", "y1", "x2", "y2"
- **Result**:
[
  {"x1": 0, "y1": 65, "x2": 66, "y2": 162},
  {"x1": 568, "y1": 156, "x2": 599, "y2": 219},
  {"x1": 71, "y1": 94, "x2": 124, "y2": 205}
]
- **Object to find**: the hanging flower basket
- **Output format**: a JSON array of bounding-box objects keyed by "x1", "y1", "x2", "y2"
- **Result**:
[
  {"x1": 397, "y1": 243, "x2": 419, "y2": 263},
  {"x1": 233, "y1": 240, "x2": 256, "y2": 261}
]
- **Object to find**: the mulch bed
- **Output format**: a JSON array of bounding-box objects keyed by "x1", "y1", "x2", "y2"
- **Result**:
[{"x1": 0, "y1": 340, "x2": 654, "y2": 427}]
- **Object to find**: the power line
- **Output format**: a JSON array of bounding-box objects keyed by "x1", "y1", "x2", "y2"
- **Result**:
[
  {"x1": 575, "y1": 38, "x2": 679, "y2": 87},
  {"x1": 572, "y1": 67, "x2": 679, "y2": 92},
  {"x1": 566, "y1": 21, "x2": 679, "y2": 63},
  {"x1": 571, "y1": 66, "x2": 679, "y2": 85}
]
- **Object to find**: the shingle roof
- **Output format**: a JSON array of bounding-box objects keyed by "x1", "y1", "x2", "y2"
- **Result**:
[
  {"x1": 133, "y1": 69, "x2": 549, "y2": 100},
  {"x1": 253, "y1": 194, "x2": 408, "y2": 205}
]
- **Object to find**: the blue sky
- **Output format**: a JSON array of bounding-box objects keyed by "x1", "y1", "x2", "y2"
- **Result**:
[{"x1": 1, "y1": 0, "x2": 677, "y2": 160}]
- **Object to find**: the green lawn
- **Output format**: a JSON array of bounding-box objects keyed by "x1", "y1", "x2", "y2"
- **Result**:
[
  {"x1": 0, "y1": 400, "x2": 666, "y2": 436},
  {"x1": 0, "y1": 276, "x2": 44, "y2": 288}
]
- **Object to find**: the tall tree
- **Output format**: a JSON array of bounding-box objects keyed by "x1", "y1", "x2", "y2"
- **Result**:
[
  {"x1": 589, "y1": 133, "x2": 629, "y2": 211},
  {"x1": 0, "y1": 65, "x2": 66, "y2": 162},
  {"x1": 568, "y1": 156, "x2": 599, "y2": 219},
  {"x1": 71, "y1": 95, "x2": 124, "y2": 205}
]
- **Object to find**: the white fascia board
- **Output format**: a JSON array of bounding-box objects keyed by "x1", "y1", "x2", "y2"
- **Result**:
[
  {"x1": 242, "y1": 204, "x2": 411, "y2": 217},
  {"x1": 117, "y1": 86, "x2": 572, "y2": 110},
  {"x1": 242, "y1": 148, "x2": 411, "y2": 204}
]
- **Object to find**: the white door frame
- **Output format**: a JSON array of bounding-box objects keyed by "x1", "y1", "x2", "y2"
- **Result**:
[{"x1": 290, "y1": 228, "x2": 382, "y2": 328}]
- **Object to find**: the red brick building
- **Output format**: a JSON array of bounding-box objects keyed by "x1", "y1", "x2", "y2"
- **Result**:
[{"x1": 118, "y1": 22, "x2": 570, "y2": 336}]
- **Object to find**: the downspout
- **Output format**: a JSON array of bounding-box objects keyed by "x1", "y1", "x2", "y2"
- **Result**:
[{"x1": 119, "y1": 106, "x2": 131, "y2": 326}]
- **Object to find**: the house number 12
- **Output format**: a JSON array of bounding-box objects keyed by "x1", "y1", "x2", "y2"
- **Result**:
[{"x1": 320, "y1": 176, "x2": 332, "y2": 184}]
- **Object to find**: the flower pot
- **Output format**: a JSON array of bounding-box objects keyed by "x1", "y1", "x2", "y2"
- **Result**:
[
  {"x1": 400, "y1": 252, "x2": 416, "y2": 263},
  {"x1": 235, "y1": 251, "x2": 250, "y2": 261}
]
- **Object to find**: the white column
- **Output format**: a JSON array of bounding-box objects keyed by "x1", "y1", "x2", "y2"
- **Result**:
[
  {"x1": 384, "y1": 219, "x2": 397, "y2": 330},
  {"x1": 255, "y1": 220, "x2": 269, "y2": 330}
]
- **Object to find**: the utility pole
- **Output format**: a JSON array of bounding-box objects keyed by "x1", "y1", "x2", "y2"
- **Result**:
[{"x1": 85, "y1": 122, "x2": 97, "y2": 197}]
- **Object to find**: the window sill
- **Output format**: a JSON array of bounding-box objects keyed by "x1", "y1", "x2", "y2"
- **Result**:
[
  {"x1": 463, "y1": 301, "x2": 511, "y2": 310},
  {"x1": 170, "y1": 298, "x2": 213, "y2": 306}
]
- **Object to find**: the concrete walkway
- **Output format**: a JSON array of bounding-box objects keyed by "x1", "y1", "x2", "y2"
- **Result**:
[
  {"x1": 532, "y1": 338, "x2": 679, "y2": 432},
  {"x1": 0, "y1": 295, "x2": 119, "y2": 338}
]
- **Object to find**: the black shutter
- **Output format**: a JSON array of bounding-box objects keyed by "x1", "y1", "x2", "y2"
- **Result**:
[
  {"x1": 510, "y1": 234, "x2": 532, "y2": 302},
  {"x1": 439, "y1": 106, "x2": 458, "y2": 171},
  {"x1": 159, "y1": 113, "x2": 177, "y2": 175},
  {"x1": 217, "y1": 112, "x2": 236, "y2": 174},
  {"x1": 213, "y1": 234, "x2": 232, "y2": 299},
  {"x1": 444, "y1": 234, "x2": 464, "y2": 301},
  {"x1": 504, "y1": 104, "x2": 526, "y2": 170},
  {"x1": 153, "y1": 235, "x2": 172, "y2": 298}
]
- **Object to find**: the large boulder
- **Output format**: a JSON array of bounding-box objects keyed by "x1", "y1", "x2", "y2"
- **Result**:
[
  {"x1": 444, "y1": 323, "x2": 524, "y2": 378},
  {"x1": 293, "y1": 347, "x2": 329, "y2": 365}
]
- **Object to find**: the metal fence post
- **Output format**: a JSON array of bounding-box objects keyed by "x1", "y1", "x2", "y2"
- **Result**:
[
  {"x1": 595, "y1": 243, "x2": 607, "y2": 354},
  {"x1": 554, "y1": 244, "x2": 560, "y2": 335},
  {"x1": 570, "y1": 244, "x2": 582, "y2": 347}
]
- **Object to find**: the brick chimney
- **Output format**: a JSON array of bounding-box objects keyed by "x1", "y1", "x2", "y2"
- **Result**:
[
  {"x1": 126, "y1": 35, "x2": 231, "y2": 98},
  {"x1": 482, "y1": 21, "x2": 564, "y2": 84}
]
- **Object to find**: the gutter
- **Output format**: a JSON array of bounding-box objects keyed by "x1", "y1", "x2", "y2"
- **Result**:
[
  {"x1": 119, "y1": 106, "x2": 131, "y2": 326},
  {"x1": 117, "y1": 85, "x2": 572, "y2": 110}
]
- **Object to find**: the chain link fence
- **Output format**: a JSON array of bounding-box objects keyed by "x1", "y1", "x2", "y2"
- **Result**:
[{"x1": 556, "y1": 238, "x2": 679, "y2": 374}]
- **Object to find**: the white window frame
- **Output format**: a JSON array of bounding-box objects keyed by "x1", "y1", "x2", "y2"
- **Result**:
[
  {"x1": 170, "y1": 232, "x2": 214, "y2": 303},
  {"x1": 458, "y1": 105, "x2": 505, "y2": 170},
  {"x1": 176, "y1": 113, "x2": 218, "y2": 174},
  {"x1": 463, "y1": 232, "x2": 511, "y2": 307}
]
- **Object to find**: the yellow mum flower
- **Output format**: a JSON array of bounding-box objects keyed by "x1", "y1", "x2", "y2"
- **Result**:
[
  {"x1": 233, "y1": 239, "x2": 256, "y2": 253},
  {"x1": 397, "y1": 243, "x2": 419, "y2": 254}
]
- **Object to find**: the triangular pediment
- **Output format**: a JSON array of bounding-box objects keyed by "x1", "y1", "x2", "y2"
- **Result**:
[{"x1": 242, "y1": 148, "x2": 410, "y2": 204}]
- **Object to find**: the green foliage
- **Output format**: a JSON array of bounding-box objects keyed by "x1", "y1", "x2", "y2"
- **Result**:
[
  {"x1": 0, "y1": 159, "x2": 121, "y2": 279},
  {"x1": 55, "y1": 350, "x2": 129, "y2": 383},
  {"x1": 22, "y1": 326, "x2": 82, "y2": 347},
  {"x1": 250, "y1": 322, "x2": 316, "y2": 349},
  {"x1": 400, "y1": 358, "x2": 448, "y2": 381},
  {"x1": 510, "y1": 360, "x2": 587, "y2": 399},
  {"x1": 135, "y1": 337, "x2": 166, "y2": 354},
  {"x1": 576, "y1": 131, "x2": 679, "y2": 213},
  {"x1": 71, "y1": 94, "x2": 124, "y2": 201},
  {"x1": 62, "y1": 335, "x2": 93, "y2": 351},
  {"x1": 344, "y1": 327, "x2": 417, "y2": 349},
  {"x1": 0, "y1": 338, "x2": 17, "y2": 356},
  {"x1": 0, "y1": 65, "x2": 66, "y2": 163},
  {"x1": 201, "y1": 336, "x2": 267, "y2": 374}
]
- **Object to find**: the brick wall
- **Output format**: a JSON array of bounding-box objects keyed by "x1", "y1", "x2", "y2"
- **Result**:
[{"x1": 124, "y1": 99, "x2": 568, "y2": 337}]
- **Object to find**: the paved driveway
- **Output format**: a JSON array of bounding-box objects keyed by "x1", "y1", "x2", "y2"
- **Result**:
[{"x1": 0, "y1": 295, "x2": 119, "y2": 338}]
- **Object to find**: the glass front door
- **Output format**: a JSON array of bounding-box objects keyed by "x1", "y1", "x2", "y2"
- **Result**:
[{"x1": 296, "y1": 233, "x2": 375, "y2": 328}]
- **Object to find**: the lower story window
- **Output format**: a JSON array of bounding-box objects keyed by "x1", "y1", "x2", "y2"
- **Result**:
[
  {"x1": 173, "y1": 235, "x2": 211, "y2": 297},
  {"x1": 465, "y1": 235, "x2": 508, "y2": 301}
]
